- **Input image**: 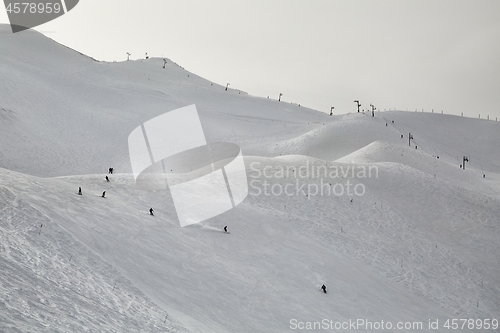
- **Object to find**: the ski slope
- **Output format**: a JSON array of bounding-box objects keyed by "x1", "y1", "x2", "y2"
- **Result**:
[{"x1": 1, "y1": 25, "x2": 500, "y2": 332}]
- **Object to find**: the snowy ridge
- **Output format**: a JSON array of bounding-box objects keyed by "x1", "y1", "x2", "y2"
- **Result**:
[
  {"x1": 0, "y1": 25, "x2": 325, "y2": 178},
  {"x1": 1, "y1": 25, "x2": 500, "y2": 332}
]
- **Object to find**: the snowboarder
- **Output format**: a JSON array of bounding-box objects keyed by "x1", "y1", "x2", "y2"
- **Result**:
[
  {"x1": 102, "y1": 191, "x2": 106, "y2": 198},
  {"x1": 149, "y1": 208, "x2": 154, "y2": 216},
  {"x1": 321, "y1": 284, "x2": 327, "y2": 294},
  {"x1": 109, "y1": 167, "x2": 114, "y2": 174},
  {"x1": 78, "y1": 187, "x2": 82, "y2": 195},
  {"x1": 106, "y1": 176, "x2": 110, "y2": 182},
  {"x1": 224, "y1": 226, "x2": 228, "y2": 233}
]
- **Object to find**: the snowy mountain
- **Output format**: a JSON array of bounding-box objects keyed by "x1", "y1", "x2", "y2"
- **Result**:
[{"x1": 1, "y1": 25, "x2": 499, "y2": 332}]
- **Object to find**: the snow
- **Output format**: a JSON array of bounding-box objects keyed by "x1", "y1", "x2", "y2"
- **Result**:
[{"x1": 1, "y1": 25, "x2": 499, "y2": 332}]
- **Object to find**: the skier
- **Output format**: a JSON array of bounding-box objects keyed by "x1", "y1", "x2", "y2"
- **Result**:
[
  {"x1": 149, "y1": 208, "x2": 154, "y2": 216},
  {"x1": 106, "y1": 176, "x2": 110, "y2": 182},
  {"x1": 78, "y1": 187, "x2": 82, "y2": 195},
  {"x1": 224, "y1": 226, "x2": 228, "y2": 233},
  {"x1": 108, "y1": 167, "x2": 114, "y2": 174},
  {"x1": 102, "y1": 191, "x2": 106, "y2": 198},
  {"x1": 321, "y1": 284, "x2": 327, "y2": 294}
]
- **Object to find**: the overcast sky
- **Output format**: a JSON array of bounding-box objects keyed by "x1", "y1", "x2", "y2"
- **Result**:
[{"x1": 2, "y1": 0, "x2": 500, "y2": 118}]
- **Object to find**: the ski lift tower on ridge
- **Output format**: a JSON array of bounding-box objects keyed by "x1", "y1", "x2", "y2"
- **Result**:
[
  {"x1": 354, "y1": 100, "x2": 361, "y2": 113},
  {"x1": 370, "y1": 104, "x2": 376, "y2": 117}
]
